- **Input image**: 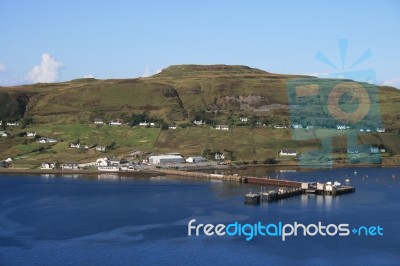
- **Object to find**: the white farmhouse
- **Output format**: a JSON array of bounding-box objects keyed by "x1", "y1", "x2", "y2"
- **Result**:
[
  {"x1": 94, "y1": 119, "x2": 104, "y2": 125},
  {"x1": 70, "y1": 142, "x2": 81, "y2": 149},
  {"x1": 41, "y1": 162, "x2": 56, "y2": 169},
  {"x1": 109, "y1": 120, "x2": 123, "y2": 126},
  {"x1": 215, "y1": 125, "x2": 229, "y2": 130},
  {"x1": 96, "y1": 157, "x2": 109, "y2": 167},
  {"x1": 279, "y1": 149, "x2": 297, "y2": 156},
  {"x1": 6, "y1": 122, "x2": 19, "y2": 126},
  {"x1": 26, "y1": 132, "x2": 36, "y2": 137}
]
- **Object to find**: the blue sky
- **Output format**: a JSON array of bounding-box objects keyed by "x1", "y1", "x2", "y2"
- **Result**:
[{"x1": 0, "y1": 0, "x2": 399, "y2": 87}]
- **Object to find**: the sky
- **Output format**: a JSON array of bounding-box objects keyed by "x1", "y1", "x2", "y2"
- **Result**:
[{"x1": 0, "y1": 0, "x2": 399, "y2": 87}]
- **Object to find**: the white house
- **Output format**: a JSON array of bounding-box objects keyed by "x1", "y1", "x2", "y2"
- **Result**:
[
  {"x1": 168, "y1": 125, "x2": 177, "y2": 129},
  {"x1": 109, "y1": 120, "x2": 123, "y2": 126},
  {"x1": 279, "y1": 149, "x2": 297, "y2": 156},
  {"x1": 360, "y1": 128, "x2": 371, "y2": 132},
  {"x1": 41, "y1": 162, "x2": 56, "y2": 169},
  {"x1": 215, "y1": 125, "x2": 229, "y2": 130},
  {"x1": 292, "y1": 124, "x2": 303, "y2": 129},
  {"x1": 6, "y1": 122, "x2": 19, "y2": 126},
  {"x1": 193, "y1": 120, "x2": 203, "y2": 125},
  {"x1": 62, "y1": 163, "x2": 79, "y2": 170},
  {"x1": 240, "y1": 117, "x2": 248, "y2": 123},
  {"x1": 5, "y1": 157, "x2": 13, "y2": 163},
  {"x1": 149, "y1": 155, "x2": 184, "y2": 165},
  {"x1": 37, "y1": 137, "x2": 57, "y2": 143},
  {"x1": 139, "y1": 122, "x2": 155, "y2": 126},
  {"x1": 96, "y1": 145, "x2": 106, "y2": 152},
  {"x1": 96, "y1": 157, "x2": 109, "y2": 167},
  {"x1": 26, "y1": 132, "x2": 36, "y2": 137},
  {"x1": 186, "y1": 156, "x2": 206, "y2": 163},
  {"x1": 94, "y1": 119, "x2": 104, "y2": 125},
  {"x1": 109, "y1": 158, "x2": 121, "y2": 166},
  {"x1": 0, "y1": 131, "x2": 7, "y2": 137},
  {"x1": 214, "y1": 153, "x2": 225, "y2": 160},
  {"x1": 274, "y1": 125, "x2": 287, "y2": 129},
  {"x1": 376, "y1": 128, "x2": 386, "y2": 133},
  {"x1": 70, "y1": 142, "x2": 80, "y2": 149}
]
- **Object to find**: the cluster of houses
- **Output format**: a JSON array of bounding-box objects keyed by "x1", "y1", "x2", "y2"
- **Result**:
[
  {"x1": 94, "y1": 119, "x2": 159, "y2": 127},
  {"x1": 36, "y1": 137, "x2": 58, "y2": 143},
  {"x1": 94, "y1": 119, "x2": 124, "y2": 126},
  {"x1": 347, "y1": 146, "x2": 384, "y2": 154}
]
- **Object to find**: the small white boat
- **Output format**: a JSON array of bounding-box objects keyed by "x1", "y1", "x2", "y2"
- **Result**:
[
  {"x1": 354, "y1": 170, "x2": 357, "y2": 175},
  {"x1": 345, "y1": 178, "x2": 350, "y2": 183}
]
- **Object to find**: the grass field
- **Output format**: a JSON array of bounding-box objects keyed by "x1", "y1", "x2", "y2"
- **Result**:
[{"x1": 2, "y1": 123, "x2": 400, "y2": 167}]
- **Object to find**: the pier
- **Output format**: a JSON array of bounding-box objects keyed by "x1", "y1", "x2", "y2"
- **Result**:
[{"x1": 153, "y1": 168, "x2": 355, "y2": 205}]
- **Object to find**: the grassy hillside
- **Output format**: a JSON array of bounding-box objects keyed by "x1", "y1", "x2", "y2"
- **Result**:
[{"x1": 1, "y1": 64, "x2": 400, "y2": 166}]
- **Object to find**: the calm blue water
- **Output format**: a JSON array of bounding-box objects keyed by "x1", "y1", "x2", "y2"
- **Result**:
[{"x1": 0, "y1": 168, "x2": 399, "y2": 265}]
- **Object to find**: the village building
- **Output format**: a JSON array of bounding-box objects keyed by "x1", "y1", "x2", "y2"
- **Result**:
[
  {"x1": 96, "y1": 157, "x2": 109, "y2": 167},
  {"x1": 96, "y1": 145, "x2": 106, "y2": 152},
  {"x1": 193, "y1": 120, "x2": 204, "y2": 125},
  {"x1": 274, "y1": 125, "x2": 287, "y2": 129},
  {"x1": 70, "y1": 142, "x2": 81, "y2": 149},
  {"x1": 186, "y1": 156, "x2": 206, "y2": 163},
  {"x1": 149, "y1": 155, "x2": 184, "y2": 165},
  {"x1": 215, "y1": 125, "x2": 229, "y2": 130},
  {"x1": 292, "y1": 124, "x2": 303, "y2": 129},
  {"x1": 279, "y1": 149, "x2": 297, "y2": 156},
  {"x1": 41, "y1": 162, "x2": 56, "y2": 169},
  {"x1": 6, "y1": 121, "x2": 19, "y2": 126},
  {"x1": 139, "y1": 122, "x2": 155, "y2": 126},
  {"x1": 109, "y1": 120, "x2": 123, "y2": 126},
  {"x1": 62, "y1": 163, "x2": 80, "y2": 170},
  {"x1": 214, "y1": 153, "x2": 225, "y2": 160},
  {"x1": 94, "y1": 119, "x2": 104, "y2": 125},
  {"x1": 37, "y1": 137, "x2": 58, "y2": 143},
  {"x1": 26, "y1": 132, "x2": 36, "y2": 137}
]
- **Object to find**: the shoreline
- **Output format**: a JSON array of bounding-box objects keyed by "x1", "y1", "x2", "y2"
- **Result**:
[{"x1": 1, "y1": 163, "x2": 399, "y2": 177}]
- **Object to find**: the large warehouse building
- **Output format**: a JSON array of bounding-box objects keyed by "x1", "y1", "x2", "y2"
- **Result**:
[{"x1": 149, "y1": 155, "x2": 184, "y2": 165}]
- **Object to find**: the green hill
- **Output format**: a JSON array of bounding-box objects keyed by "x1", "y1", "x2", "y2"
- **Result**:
[{"x1": 1, "y1": 64, "x2": 400, "y2": 166}]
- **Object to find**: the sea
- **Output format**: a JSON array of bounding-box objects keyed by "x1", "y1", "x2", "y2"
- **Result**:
[{"x1": 0, "y1": 167, "x2": 399, "y2": 265}]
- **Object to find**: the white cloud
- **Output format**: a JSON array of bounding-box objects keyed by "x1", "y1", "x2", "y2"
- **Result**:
[
  {"x1": 83, "y1": 74, "x2": 94, "y2": 78},
  {"x1": 0, "y1": 63, "x2": 6, "y2": 72},
  {"x1": 383, "y1": 78, "x2": 400, "y2": 89},
  {"x1": 28, "y1": 53, "x2": 63, "y2": 83}
]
